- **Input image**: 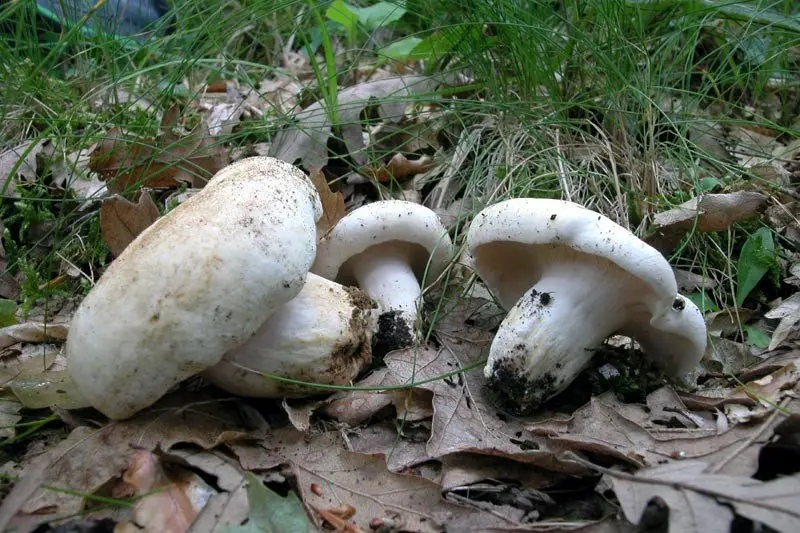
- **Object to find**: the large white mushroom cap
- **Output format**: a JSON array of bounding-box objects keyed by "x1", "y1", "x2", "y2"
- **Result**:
[
  {"x1": 312, "y1": 201, "x2": 453, "y2": 351},
  {"x1": 203, "y1": 273, "x2": 377, "y2": 397},
  {"x1": 468, "y1": 198, "x2": 707, "y2": 413},
  {"x1": 67, "y1": 157, "x2": 322, "y2": 419}
]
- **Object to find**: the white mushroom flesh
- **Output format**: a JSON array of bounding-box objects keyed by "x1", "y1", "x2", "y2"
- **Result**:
[
  {"x1": 349, "y1": 245, "x2": 421, "y2": 339},
  {"x1": 203, "y1": 274, "x2": 376, "y2": 397}
]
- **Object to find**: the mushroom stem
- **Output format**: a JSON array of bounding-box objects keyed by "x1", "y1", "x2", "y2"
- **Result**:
[
  {"x1": 485, "y1": 262, "x2": 629, "y2": 413},
  {"x1": 351, "y1": 247, "x2": 421, "y2": 339}
]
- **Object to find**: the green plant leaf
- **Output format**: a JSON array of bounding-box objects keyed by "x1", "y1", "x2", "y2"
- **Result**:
[
  {"x1": 687, "y1": 291, "x2": 719, "y2": 314},
  {"x1": 743, "y1": 325, "x2": 771, "y2": 349},
  {"x1": 0, "y1": 299, "x2": 17, "y2": 327},
  {"x1": 326, "y1": 1, "x2": 405, "y2": 33},
  {"x1": 220, "y1": 472, "x2": 309, "y2": 533},
  {"x1": 352, "y1": 2, "x2": 406, "y2": 30},
  {"x1": 412, "y1": 30, "x2": 459, "y2": 60},
  {"x1": 698, "y1": 177, "x2": 722, "y2": 193},
  {"x1": 380, "y1": 36, "x2": 422, "y2": 60},
  {"x1": 326, "y1": 0, "x2": 358, "y2": 35},
  {"x1": 736, "y1": 227, "x2": 776, "y2": 306}
]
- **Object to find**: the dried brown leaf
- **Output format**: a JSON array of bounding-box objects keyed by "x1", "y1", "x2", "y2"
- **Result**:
[
  {"x1": 0, "y1": 140, "x2": 45, "y2": 196},
  {"x1": 0, "y1": 344, "x2": 87, "y2": 409},
  {"x1": 322, "y1": 369, "x2": 394, "y2": 426},
  {"x1": 100, "y1": 192, "x2": 160, "y2": 257},
  {"x1": 606, "y1": 460, "x2": 800, "y2": 533},
  {"x1": 347, "y1": 422, "x2": 433, "y2": 473},
  {"x1": 364, "y1": 154, "x2": 435, "y2": 183},
  {"x1": 383, "y1": 345, "x2": 586, "y2": 475},
  {"x1": 90, "y1": 124, "x2": 228, "y2": 193},
  {"x1": 310, "y1": 170, "x2": 346, "y2": 235},
  {"x1": 526, "y1": 392, "x2": 773, "y2": 472},
  {"x1": 229, "y1": 428, "x2": 540, "y2": 532},
  {"x1": 646, "y1": 192, "x2": 767, "y2": 253},
  {"x1": 8, "y1": 392, "x2": 249, "y2": 520},
  {"x1": 181, "y1": 449, "x2": 250, "y2": 533},
  {"x1": 673, "y1": 268, "x2": 718, "y2": 292},
  {"x1": 119, "y1": 450, "x2": 213, "y2": 533},
  {"x1": 282, "y1": 398, "x2": 323, "y2": 433},
  {"x1": 270, "y1": 76, "x2": 439, "y2": 171},
  {"x1": 705, "y1": 308, "x2": 751, "y2": 337},
  {"x1": 725, "y1": 359, "x2": 800, "y2": 407},
  {"x1": 0, "y1": 322, "x2": 69, "y2": 348},
  {"x1": 204, "y1": 103, "x2": 245, "y2": 137}
]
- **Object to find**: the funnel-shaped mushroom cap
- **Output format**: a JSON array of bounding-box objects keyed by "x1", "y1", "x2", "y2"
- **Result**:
[
  {"x1": 67, "y1": 157, "x2": 322, "y2": 419},
  {"x1": 312, "y1": 201, "x2": 453, "y2": 351},
  {"x1": 203, "y1": 274, "x2": 377, "y2": 397},
  {"x1": 468, "y1": 199, "x2": 707, "y2": 413}
]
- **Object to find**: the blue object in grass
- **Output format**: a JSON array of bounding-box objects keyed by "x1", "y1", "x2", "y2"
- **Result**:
[{"x1": 36, "y1": 0, "x2": 170, "y2": 39}]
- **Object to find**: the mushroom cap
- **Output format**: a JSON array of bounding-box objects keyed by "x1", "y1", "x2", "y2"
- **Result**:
[
  {"x1": 67, "y1": 157, "x2": 322, "y2": 419},
  {"x1": 203, "y1": 273, "x2": 376, "y2": 397},
  {"x1": 312, "y1": 201, "x2": 453, "y2": 286},
  {"x1": 467, "y1": 198, "x2": 678, "y2": 309}
]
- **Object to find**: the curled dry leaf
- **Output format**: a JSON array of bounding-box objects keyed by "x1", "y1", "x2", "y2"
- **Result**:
[
  {"x1": 526, "y1": 392, "x2": 778, "y2": 474},
  {"x1": 310, "y1": 170, "x2": 346, "y2": 235},
  {"x1": 364, "y1": 153, "x2": 435, "y2": 182},
  {"x1": 765, "y1": 293, "x2": 800, "y2": 350},
  {"x1": 0, "y1": 139, "x2": 45, "y2": 197},
  {"x1": 725, "y1": 359, "x2": 800, "y2": 407},
  {"x1": 270, "y1": 76, "x2": 438, "y2": 171},
  {"x1": 322, "y1": 368, "x2": 393, "y2": 426},
  {"x1": 645, "y1": 191, "x2": 767, "y2": 253},
  {"x1": 90, "y1": 124, "x2": 228, "y2": 192},
  {"x1": 100, "y1": 192, "x2": 160, "y2": 257},
  {"x1": 0, "y1": 321, "x2": 68, "y2": 349},
  {"x1": 175, "y1": 449, "x2": 250, "y2": 533},
  {"x1": 282, "y1": 398, "x2": 322, "y2": 433},
  {"x1": 119, "y1": 450, "x2": 214, "y2": 533},
  {"x1": 605, "y1": 460, "x2": 800, "y2": 533}
]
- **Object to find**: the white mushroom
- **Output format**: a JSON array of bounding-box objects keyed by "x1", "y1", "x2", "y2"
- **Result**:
[
  {"x1": 467, "y1": 198, "x2": 707, "y2": 414},
  {"x1": 312, "y1": 201, "x2": 453, "y2": 352},
  {"x1": 203, "y1": 273, "x2": 377, "y2": 397},
  {"x1": 67, "y1": 157, "x2": 322, "y2": 419}
]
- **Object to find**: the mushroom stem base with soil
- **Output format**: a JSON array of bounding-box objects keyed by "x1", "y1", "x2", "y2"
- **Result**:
[
  {"x1": 351, "y1": 247, "x2": 421, "y2": 352},
  {"x1": 486, "y1": 260, "x2": 632, "y2": 414}
]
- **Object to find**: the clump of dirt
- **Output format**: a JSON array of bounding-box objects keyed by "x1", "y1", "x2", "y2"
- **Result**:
[
  {"x1": 485, "y1": 357, "x2": 558, "y2": 416},
  {"x1": 372, "y1": 310, "x2": 414, "y2": 360}
]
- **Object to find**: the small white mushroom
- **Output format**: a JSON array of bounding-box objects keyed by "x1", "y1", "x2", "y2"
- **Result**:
[
  {"x1": 203, "y1": 273, "x2": 377, "y2": 397},
  {"x1": 312, "y1": 201, "x2": 453, "y2": 352},
  {"x1": 467, "y1": 198, "x2": 707, "y2": 414},
  {"x1": 67, "y1": 157, "x2": 322, "y2": 419}
]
